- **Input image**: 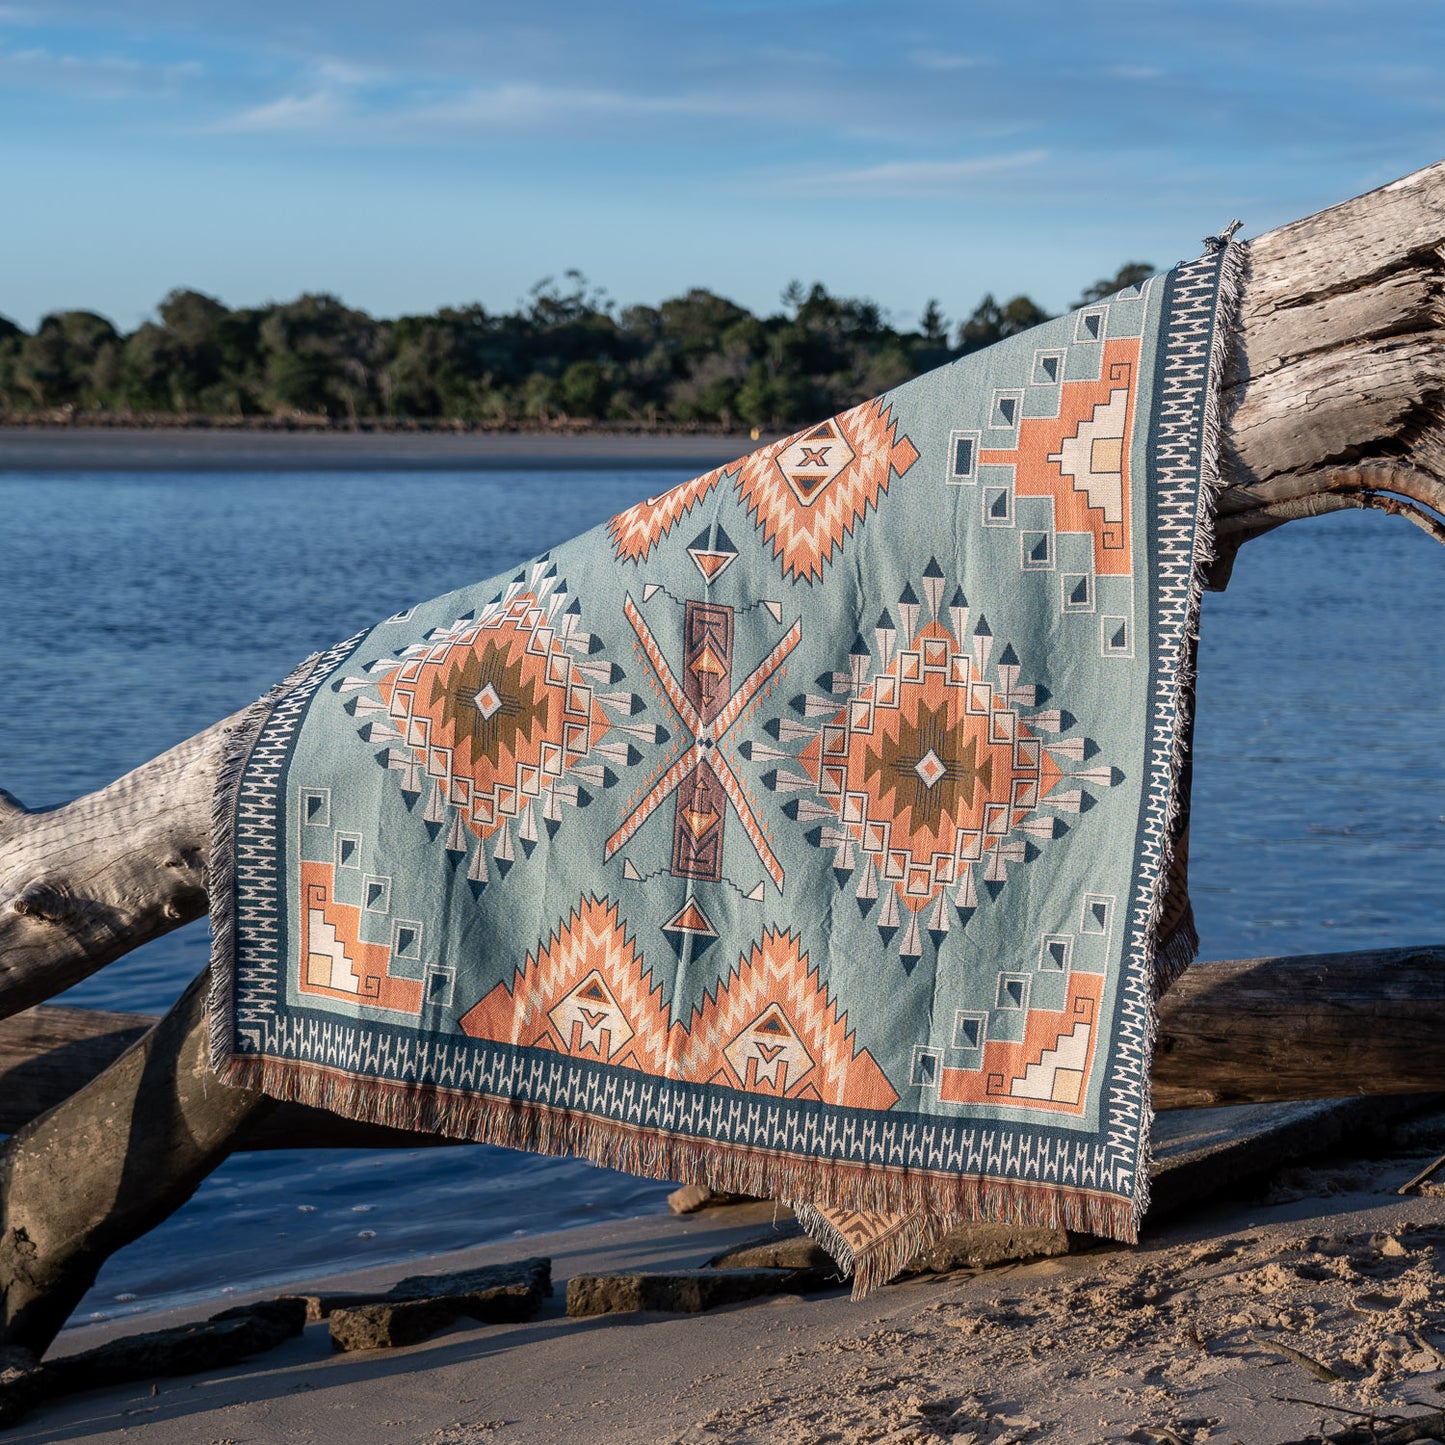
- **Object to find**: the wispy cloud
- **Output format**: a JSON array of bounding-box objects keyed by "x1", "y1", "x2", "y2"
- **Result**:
[
  {"x1": 214, "y1": 75, "x2": 752, "y2": 137},
  {"x1": 414, "y1": 81, "x2": 746, "y2": 127},
  {"x1": 222, "y1": 89, "x2": 346, "y2": 132},
  {"x1": 794, "y1": 149, "x2": 1049, "y2": 195},
  {"x1": 0, "y1": 43, "x2": 201, "y2": 97}
]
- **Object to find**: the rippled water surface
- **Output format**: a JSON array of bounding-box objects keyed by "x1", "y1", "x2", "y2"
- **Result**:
[{"x1": 2, "y1": 470, "x2": 1442, "y2": 1324}]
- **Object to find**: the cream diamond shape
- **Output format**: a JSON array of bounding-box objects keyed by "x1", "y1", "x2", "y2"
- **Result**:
[
  {"x1": 773, "y1": 425, "x2": 857, "y2": 508},
  {"x1": 914, "y1": 748, "x2": 947, "y2": 789},
  {"x1": 474, "y1": 682, "x2": 502, "y2": 720}
]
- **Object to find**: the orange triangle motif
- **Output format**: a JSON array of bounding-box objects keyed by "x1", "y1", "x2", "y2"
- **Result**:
[
  {"x1": 690, "y1": 644, "x2": 727, "y2": 679},
  {"x1": 665, "y1": 899, "x2": 717, "y2": 936},
  {"x1": 681, "y1": 805, "x2": 718, "y2": 839},
  {"x1": 688, "y1": 548, "x2": 737, "y2": 583}
]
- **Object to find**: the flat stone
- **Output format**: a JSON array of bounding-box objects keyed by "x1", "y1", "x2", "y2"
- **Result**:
[
  {"x1": 1148, "y1": 1097, "x2": 1435, "y2": 1217},
  {"x1": 330, "y1": 1298, "x2": 462, "y2": 1352},
  {"x1": 566, "y1": 1267, "x2": 802, "y2": 1317},
  {"x1": 328, "y1": 1256, "x2": 552, "y2": 1351},
  {"x1": 388, "y1": 1256, "x2": 552, "y2": 1308},
  {"x1": 667, "y1": 1183, "x2": 757, "y2": 1215},
  {"x1": 902, "y1": 1223, "x2": 1072, "y2": 1275},
  {"x1": 705, "y1": 1227, "x2": 841, "y2": 1287},
  {"x1": 0, "y1": 1347, "x2": 42, "y2": 1429},
  {"x1": 42, "y1": 1298, "x2": 306, "y2": 1397},
  {"x1": 282, "y1": 1290, "x2": 389, "y2": 1323}
]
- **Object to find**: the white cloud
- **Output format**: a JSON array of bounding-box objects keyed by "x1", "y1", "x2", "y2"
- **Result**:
[
  {"x1": 795, "y1": 149, "x2": 1050, "y2": 195},
  {"x1": 412, "y1": 80, "x2": 745, "y2": 127},
  {"x1": 313, "y1": 55, "x2": 391, "y2": 88},
  {"x1": 220, "y1": 88, "x2": 348, "y2": 132}
]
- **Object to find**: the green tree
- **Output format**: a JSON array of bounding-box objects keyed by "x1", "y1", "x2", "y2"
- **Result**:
[
  {"x1": 955, "y1": 294, "x2": 1051, "y2": 355},
  {"x1": 1072, "y1": 262, "x2": 1154, "y2": 309},
  {"x1": 15, "y1": 311, "x2": 121, "y2": 409},
  {"x1": 258, "y1": 294, "x2": 381, "y2": 420}
]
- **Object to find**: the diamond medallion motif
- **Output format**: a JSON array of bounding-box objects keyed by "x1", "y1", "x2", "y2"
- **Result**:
[{"x1": 762, "y1": 560, "x2": 1122, "y2": 966}]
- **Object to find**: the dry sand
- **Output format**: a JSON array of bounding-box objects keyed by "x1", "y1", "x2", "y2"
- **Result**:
[
  {"x1": 0, "y1": 427, "x2": 768, "y2": 473},
  {"x1": 11, "y1": 1130, "x2": 1445, "y2": 1445}
]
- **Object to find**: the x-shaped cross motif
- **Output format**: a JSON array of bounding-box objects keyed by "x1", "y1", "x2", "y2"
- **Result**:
[{"x1": 605, "y1": 594, "x2": 800, "y2": 893}]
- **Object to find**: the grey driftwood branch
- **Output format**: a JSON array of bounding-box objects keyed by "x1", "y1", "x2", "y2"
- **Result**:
[
  {"x1": 1210, "y1": 157, "x2": 1445, "y2": 581},
  {"x1": 1, "y1": 161, "x2": 1443, "y2": 1360}
]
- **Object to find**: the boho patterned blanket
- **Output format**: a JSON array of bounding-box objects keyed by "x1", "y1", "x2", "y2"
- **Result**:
[{"x1": 211, "y1": 244, "x2": 1239, "y2": 1294}]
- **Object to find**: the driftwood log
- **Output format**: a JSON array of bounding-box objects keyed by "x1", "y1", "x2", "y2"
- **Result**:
[{"x1": 2, "y1": 161, "x2": 1444, "y2": 1360}]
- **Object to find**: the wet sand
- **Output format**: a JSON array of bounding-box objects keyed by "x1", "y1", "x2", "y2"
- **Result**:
[{"x1": 0, "y1": 428, "x2": 769, "y2": 473}]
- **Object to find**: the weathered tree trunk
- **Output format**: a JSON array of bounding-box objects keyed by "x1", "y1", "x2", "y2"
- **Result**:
[
  {"x1": 0, "y1": 973, "x2": 268, "y2": 1356},
  {"x1": 1151, "y1": 945, "x2": 1445, "y2": 1109},
  {"x1": 5, "y1": 943, "x2": 1443, "y2": 1136},
  {"x1": 0, "y1": 714, "x2": 235, "y2": 1021},
  {"x1": 1, "y1": 161, "x2": 1443, "y2": 1358},
  {"x1": 0, "y1": 1001, "x2": 459, "y2": 1150},
  {"x1": 1210, "y1": 159, "x2": 1445, "y2": 583}
]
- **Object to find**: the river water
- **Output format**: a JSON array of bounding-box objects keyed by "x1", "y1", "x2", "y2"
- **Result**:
[{"x1": 2, "y1": 469, "x2": 1442, "y2": 1327}]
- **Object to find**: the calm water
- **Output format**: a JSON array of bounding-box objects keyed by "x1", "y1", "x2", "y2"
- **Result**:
[{"x1": 2, "y1": 470, "x2": 1443, "y2": 1325}]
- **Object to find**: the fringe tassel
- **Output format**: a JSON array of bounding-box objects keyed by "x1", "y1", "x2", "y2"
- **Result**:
[
  {"x1": 789, "y1": 1204, "x2": 937, "y2": 1300},
  {"x1": 206, "y1": 650, "x2": 326, "y2": 1075},
  {"x1": 216, "y1": 1048, "x2": 1137, "y2": 1268}
]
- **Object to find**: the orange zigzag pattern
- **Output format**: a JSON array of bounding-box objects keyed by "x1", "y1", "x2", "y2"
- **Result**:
[
  {"x1": 607, "y1": 464, "x2": 731, "y2": 564},
  {"x1": 457, "y1": 897, "x2": 898, "y2": 1110},
  {"x1": 734, "y1": 398, "x2": 919, "y2": 584}
]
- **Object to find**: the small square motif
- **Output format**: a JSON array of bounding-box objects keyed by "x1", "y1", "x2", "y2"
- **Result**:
[
  {"x1": 1101, "y1": 616, "x2": 1132, "y2": 657},
  {"x1": 911, "y1": 1046, "x2": 943, "y2": 1088},
  {"x1": 390, "y1": 919, "x2": 424, "y2": 960},
  {"x1": 300, "y1": 789, "x2": 331, "y2": 828},
  {"x1": 1039, "y1": 935, "x2": 1074, "y2": 972},
  {"x1": 982, "y1": 486, "x2": 1014, "y2": 527},
  {"x1": 946, "y1": 429, "x2": 981, "y2": 485},
  {"x1": 1021, "y1": 531, "x2": 1054, "y2": 570},
  {"x1": 1062, "y1": 573, "x2": 1094, "y2": 613},
  {"x1": 996, "y1": 973, "x2": 1031, "y2": 1011},
  {"x1": 1081, "y1": 895, "x2": 1113, "y2": 936},
  {"x1": 362, "y1": 875, "x2": 392, "y2": 914},
  {"x1": 1031, "y1": 349, "x2": 1065, "y2": 386},
  {"x1": 952, "y1": 1011, "x2": 988, "y2": 1050}
]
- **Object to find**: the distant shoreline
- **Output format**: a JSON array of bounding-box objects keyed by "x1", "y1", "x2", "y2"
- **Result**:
[{"x1": 0, "y1": 425, "x2": 775, "y2": 473}]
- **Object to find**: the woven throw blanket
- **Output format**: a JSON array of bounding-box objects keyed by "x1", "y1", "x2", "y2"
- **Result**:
[{"x1": 211, "y1": 242, "x2": 1240, "y2": 1294}]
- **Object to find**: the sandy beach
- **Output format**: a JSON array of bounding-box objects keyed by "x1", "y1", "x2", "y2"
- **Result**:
[
  {"x1": 0, "y1": 427, "x2": 770, "y2": 473},
  {"x1": 9, "y1": 1110, "x2": 1445, "y2": 1445}
]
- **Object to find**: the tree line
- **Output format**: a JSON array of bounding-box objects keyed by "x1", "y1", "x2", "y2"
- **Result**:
[{"x1": 0, "y1": 264, "x2": 1151, "y2": 430}]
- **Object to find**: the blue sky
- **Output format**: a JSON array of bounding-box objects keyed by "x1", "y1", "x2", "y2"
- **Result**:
[{"x1": 2, "y1": 0, "x2": 1442, "y2": 334}]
